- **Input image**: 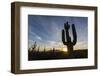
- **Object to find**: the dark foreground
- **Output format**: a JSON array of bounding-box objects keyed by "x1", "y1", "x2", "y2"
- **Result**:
[{"x1": 28, "y1": 49, "x2": 88, "y2": 61}]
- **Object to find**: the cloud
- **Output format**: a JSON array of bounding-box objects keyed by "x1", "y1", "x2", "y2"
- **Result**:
[
  {"x1": 46, "y1": 40, "x2": 63, "y2": 48},
  {"x1": 29, "y1": 30, "x2": 42, "y2": 41}
]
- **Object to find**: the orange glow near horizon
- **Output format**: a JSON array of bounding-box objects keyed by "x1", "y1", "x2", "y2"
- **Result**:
[{"x1": 62, "y1": 47, "x2": 68, "y2": 52}]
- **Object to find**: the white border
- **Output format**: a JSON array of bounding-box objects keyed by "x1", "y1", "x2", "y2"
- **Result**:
[{"x1": 20, "y1": 6, "x2": 95, "y2": 70}]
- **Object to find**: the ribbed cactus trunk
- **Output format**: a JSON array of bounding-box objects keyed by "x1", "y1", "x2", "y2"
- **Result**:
[{"x1": 62, "y1": 22, "x2": 77, "y2": 55}]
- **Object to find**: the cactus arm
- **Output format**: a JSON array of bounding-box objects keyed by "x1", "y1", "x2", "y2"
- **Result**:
[
  {"x1": 62, "y1": 29, "x2": 66, "y2": 45},
  {"x1": 64, "y1": 22, "x2": 71, "y2": 43},
  {"x1": 72, "y1": 24, "x2": 77, "y2": 45},
  {"x1": 62, "y1": 29, "x2": 68, "y2": 45}
]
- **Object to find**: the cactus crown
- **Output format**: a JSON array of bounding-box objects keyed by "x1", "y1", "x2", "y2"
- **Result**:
[
  {"x1": 62, "y1": 21, "x2": 77, "y2": 46},
  {"x1": 64, "y1": 22, "x2": 70, "y2": 30}
]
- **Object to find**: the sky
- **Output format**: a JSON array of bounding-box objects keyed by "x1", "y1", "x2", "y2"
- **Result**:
[{"x1": 28, "y1": 15, "x2": 88, "y2": 51}]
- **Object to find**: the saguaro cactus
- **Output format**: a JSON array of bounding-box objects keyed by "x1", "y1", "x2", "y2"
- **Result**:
[{"x1": 62, "y1": 22, "x2": 77, "y2": 55}]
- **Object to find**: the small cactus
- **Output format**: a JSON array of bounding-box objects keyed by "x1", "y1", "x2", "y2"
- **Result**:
[
  {"x1": 53, "y1": 48, "x2": 55, "y2": 52},
  {"x1": 44, "y1": 47, "x2": 46, "y2": 52},
  {"x1": 32, "y1": 41, "x2": 37, "y2": 51},
  {"x1": 62, "y1": 22, "x2": 77, "y2": 55}
]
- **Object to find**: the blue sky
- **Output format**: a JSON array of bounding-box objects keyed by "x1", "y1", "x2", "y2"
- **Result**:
[{"x1": 28, "y1": 15, "x2": 88, "y2": 51}]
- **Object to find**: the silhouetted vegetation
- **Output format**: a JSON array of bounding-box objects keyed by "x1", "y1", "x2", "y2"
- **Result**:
[{"x1": 28, "y1": 48, "x2": 88, "y2": 61}]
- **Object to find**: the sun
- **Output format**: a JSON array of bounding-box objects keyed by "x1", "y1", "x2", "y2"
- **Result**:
[{"x1": 62, "y1": 47, "x2": 68, "y2": 52}]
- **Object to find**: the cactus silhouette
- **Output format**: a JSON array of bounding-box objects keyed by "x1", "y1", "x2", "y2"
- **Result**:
[
  {"x1": 62, "y1": 22, "x2": 77, "y2": 55},
  {"x1": 32, "y1": 41, "x2": 37, "y2": 50},
  {"x1": 44, "y1": 47, "x2": 46, "y2": 52},
  {"x1": 53, "y1": 48, "x2": 55, "y2": 52}
]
